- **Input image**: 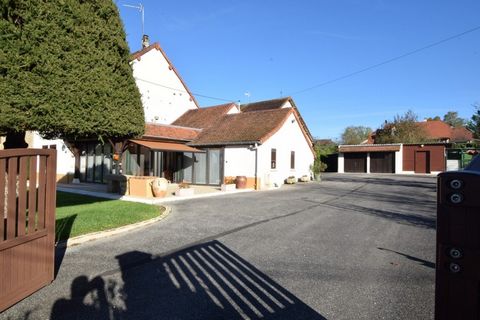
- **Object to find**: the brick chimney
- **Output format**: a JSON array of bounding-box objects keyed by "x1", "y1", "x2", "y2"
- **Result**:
[{"x1": 142, "y1": 34, "x2": 150, "y2": 48}]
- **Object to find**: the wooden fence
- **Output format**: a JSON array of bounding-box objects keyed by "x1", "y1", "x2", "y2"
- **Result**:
[{"x1": 0, "y1": 148, "x2": 57, "y2": 312}]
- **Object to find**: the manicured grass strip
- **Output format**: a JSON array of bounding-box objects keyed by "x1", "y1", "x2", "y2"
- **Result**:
[{"x1": 56, "y1": 191, "x2": 164, "y2": 242}]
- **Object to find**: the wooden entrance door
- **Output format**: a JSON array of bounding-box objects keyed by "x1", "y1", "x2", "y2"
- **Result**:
[
  {"x1": 415, "y1": 151, "x2": 430, "y2": 173},
  {"x1": 0, "y1": 149, "x2": 57, "y2": 311}
]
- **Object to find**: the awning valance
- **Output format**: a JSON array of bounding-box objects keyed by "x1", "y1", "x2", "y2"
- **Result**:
[{"x1": 130, "y1": 140, "x2": 204, "y2": 153}]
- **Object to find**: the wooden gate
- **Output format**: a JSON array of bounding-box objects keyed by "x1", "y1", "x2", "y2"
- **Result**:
[
  {"x1": 436, "y1": 156, "x2": 480, "y2": 319},
  {"x1": 0, "y1": 148, "x2": 56, "y2": 312}
]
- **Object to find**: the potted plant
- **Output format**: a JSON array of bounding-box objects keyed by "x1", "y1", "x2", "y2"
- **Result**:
[
  {"x1": 175, "y1": 181, "x2": 194, "y2": 197},
  {"x1": 285, "y1": 176, "x2": 296, "y2": 184},
  {"x1": 310, "y1": 158, "x2": 327, "y2": 182},
  {"x1": 300, "y1": 175, "x2": 310, "y2": 182},
  {"x1": 221, "y1": 177, "x2": 236, "y2": 192}
]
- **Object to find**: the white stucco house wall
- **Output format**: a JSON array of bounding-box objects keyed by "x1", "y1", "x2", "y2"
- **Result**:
[{"x1": 130, "y1": 41, "x2": 199, "y2": 124}]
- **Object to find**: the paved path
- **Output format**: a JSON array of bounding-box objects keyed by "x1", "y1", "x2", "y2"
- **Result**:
[{"x1": 1, "y1": 173, "x2": 436, "y2": 320}]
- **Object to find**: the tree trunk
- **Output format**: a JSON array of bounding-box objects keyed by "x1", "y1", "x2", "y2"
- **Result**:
[{"x1": 3, "y1": 131, "x2": 28, "y2": 149}]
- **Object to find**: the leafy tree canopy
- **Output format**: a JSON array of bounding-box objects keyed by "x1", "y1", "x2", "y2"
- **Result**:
[
  {"x1": 443, "y1": 111, "x2": 466, "y2": 128},
  {"x1": 0, "y1": 0, "x2": 144, "y2": 143},
  {"x1": 375, "y1": 110, "x2": 428, "y2": 144},
  {"x1": 467, "y1": 103, "x2": 480, "y2": 139},
  {"x1": 341, "y1": 126, "x2": 372, "y2": 145}
]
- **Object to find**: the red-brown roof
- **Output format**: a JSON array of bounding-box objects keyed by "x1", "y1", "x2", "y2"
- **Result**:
[
  {"x1": 370, "y1": 120, "x2": 473, "y2": 143},
  {"x1": 339, "y1": 144, "x2": 401, "y2": 153},
  {"x1": 130, "y1": 42, "x2": 199, "y2": 109},
  {"x1": 172, "y1": 103, "x2": 237, "y2": 129},
  {"x1": 189, "y1": 109, "x2": 293, "y2": 146},
  {"x1": 418, "y1": 121, "x2": 452, "y2": 140},
  {"x1": 451, "y1": 126, "x2": 474, "y2": 142},
  {"x1": 240, "y1": 97, "x2": 290, "y2": 112},
  {"x1": 144, "y1": 123, "x2": 201, "y2": 141}
]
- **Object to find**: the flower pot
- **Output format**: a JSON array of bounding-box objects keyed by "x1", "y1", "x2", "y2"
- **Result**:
[
  {"x1": 300, "y1": 175, "x2": 310, "y2": 182},
  {"x1": 286, "y1": 177, "x2": 296, "y2": 184},
  {"x1": 151, "y1": 177, "x2": 168, "y2": 198},
  {"x1": 235, "y1": 176, "x2": 247, "y2": 189}
]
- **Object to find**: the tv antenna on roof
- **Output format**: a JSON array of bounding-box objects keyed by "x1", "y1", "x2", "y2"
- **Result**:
[{"x1": 122, "y1": 3, "x2": 145, "y2": 37}]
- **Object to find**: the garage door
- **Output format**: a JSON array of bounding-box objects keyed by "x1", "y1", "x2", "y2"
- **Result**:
[
  {"x1": 370, "y1": 152, "x2": 395, "y2": 173},
  {"x1": 344, "y1": 153, "x2": 367, "y2": 173}
]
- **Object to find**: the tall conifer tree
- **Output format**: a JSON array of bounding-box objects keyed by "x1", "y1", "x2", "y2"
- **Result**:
[{"x1": 0, "y1": 0, "x2": 144, "y2": 148}]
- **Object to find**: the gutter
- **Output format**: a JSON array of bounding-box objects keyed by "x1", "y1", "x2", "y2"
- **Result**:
[{"x1": 188, "y1": 140, "x2": 261, "y2": 147}]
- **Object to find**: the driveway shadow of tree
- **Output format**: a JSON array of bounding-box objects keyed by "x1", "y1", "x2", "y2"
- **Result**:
[
  {"x1": 377, "y1": 247, "x2": 435, "y2": 269},
  {"x1": 50, "y1": 240, "x2": 326, "y2": 320}
]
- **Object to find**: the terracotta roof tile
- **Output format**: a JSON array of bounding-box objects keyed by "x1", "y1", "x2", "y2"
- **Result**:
[
  {"x1": 240, "y1": 97, "x2": 290, "y2": 112},
  {"x1": 451, "y1": 126, "x2": 474, "y2": 142},
  {"x1": 172, "y1": 103, "x2": 237, "y2": 129},
  {"x1": 370, "y1": 120, "x2": 473, "y2": 143},
  {"x1": 418, "y1": 121, "x2": 452, "y2": 139},
  {"x1": 144, "y1": 123, "x2": 201, "y2": 141},
  {"x1": 189, "y1": 109, "x2": 293, "y2": 146}
]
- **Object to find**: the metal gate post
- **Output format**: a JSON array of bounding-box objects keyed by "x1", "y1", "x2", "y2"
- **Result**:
[{"x1": 436, "y1": 155, "x2": 480, "y2": 319}]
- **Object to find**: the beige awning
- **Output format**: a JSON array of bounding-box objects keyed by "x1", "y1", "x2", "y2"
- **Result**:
[{"x1": 130, "y1": 140, "x2": 204, "y2": 152}]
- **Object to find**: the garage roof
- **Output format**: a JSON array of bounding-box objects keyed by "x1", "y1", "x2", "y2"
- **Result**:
[{"x1": 339, "y1": 144, "x2": 401, "y2": 153}]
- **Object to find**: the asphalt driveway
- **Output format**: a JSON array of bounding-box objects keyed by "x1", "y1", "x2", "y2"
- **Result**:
[{"x1": 1, "y1": 173, "x2": 437, "y2": 320}]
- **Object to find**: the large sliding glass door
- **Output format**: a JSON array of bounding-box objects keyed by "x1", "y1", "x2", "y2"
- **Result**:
[
  {"x1": 79, "y1": 142, "x2": 113, "y2": 183},
  {"x1": 208, "y1": 149, "x2": 221, "y2": 185},
  {"x1": 181, "y1": 149, "x2": 222, "y2": 185}
]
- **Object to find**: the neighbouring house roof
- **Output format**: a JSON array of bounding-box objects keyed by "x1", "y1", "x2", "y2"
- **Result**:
[
  {"x1": 172, "y1": 103, "x2": 238, "y2": 129},
  {"x1": 451, "y1": 126, "x2": 474, "y2": 142},
  {"x1": 339, "y1": 144, "x2": 401, "y2": 153},
  {"x1": 418, "y1": 120, "x2": 453, "y2": 140},
  {"x1": 130, "y1": 139, "x2": 203, "y2": 153},
  {"x1": 130, "y1": 42, "x2": 200, "y2": 109},
  {"x1": 315, "y1": 139, "x2": 335, "y2": 146},
  {"x1": 189, "y1": 108, "x2": 293, "y2": 146},
  {"x1": 369, "y1": 120, "x2": 473, "y2": 144},
  {"x1": 144, "y1": 123, "x2": 201, "y2": 141}
]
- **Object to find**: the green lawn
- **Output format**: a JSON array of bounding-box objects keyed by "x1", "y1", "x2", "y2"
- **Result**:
[{"x1": 56, "y1": 191, "x2": 164, "y2": 242}]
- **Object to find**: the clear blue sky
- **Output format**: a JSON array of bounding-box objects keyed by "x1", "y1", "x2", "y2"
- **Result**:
[{"x1": 117, "y1": 0, "x2": 480, "y2": 140}]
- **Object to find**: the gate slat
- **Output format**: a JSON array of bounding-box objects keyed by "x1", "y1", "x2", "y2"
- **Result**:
[
  {"x1": 6, "y1": 158, "x2": 17, "y2": 240},
  {"x1": 17, "y1": 157, "x2": 28, "y2": 237},
  {"x1": 0, "y1": 159, "x2": 5, "y2": 241},
  {"x1": 27, "y1": 156, "x2": 37, "y2": 234},
  {"x1": 37, "y1": 156, "x2": 46, "y2": 231}
]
